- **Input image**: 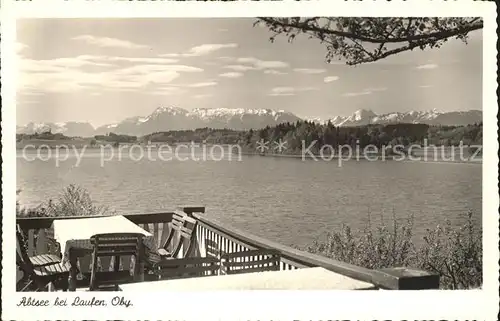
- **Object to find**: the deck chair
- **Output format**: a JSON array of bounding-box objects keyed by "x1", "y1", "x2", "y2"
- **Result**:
[
  {"x1": 89, "y1": 233, "x2": 145, "y2": 291},
  {"x1": 16, "y1": 227, "x2": 69, "y2": 292},
  {"x1": 16, "y1": 225, "x2": 62, "y2": 267},
  {"x1": 156, "y1": 211, "x2": 187, "y2": 257},
  {"x1": 149, "y1": 214, "x2": 198, "y2": 263},
  {"x1": 153, "y1": 256, "x2": 220, "y2": 280},
  {"x1": 221, "y1": 249, "x2": 281, "y2": 275}
]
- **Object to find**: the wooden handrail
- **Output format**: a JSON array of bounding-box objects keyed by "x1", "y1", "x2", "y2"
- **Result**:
[
  {"x1": 193, "y1": 213, "x2": 377, "y2": 284},
  {"x1": 177, "y1": 206, "x2": 206, "y2": 216},
  {"x1": 195, "y1": 215, "x2": 259, "y2": 251},
  {"x1": 194, "y1": 214, "x2": 309, "y2": 268},
  {"x1": 193, "y1": 213, "x2": 440, "y2": 289}
]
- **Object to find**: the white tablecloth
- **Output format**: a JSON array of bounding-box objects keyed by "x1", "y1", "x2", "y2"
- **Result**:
[
  {"x1": 53, "y1": 215, "x2": 155, "y2": 263},
  {"x1": 119, "y1": 267, "x2": 376, "y2": 290}
]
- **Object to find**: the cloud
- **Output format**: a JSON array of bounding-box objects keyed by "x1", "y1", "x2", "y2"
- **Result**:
[
  {"x1": 72, "y1": 35, "x2": 149, "y2": 49},
  {"x1": 18, "y1": 55, "x2": 203, "y2": 93},
  {"x1": 293, "y1": 68, "x2": 326, "y2": 74},
  {"x1": 264, "y1": 70, "x2": 287, "y2": 75},
  {"x1": 223, "y1": 65, "x2": 256, "y2": 72},
  {"x1": 272, "y1": 87, "x2": 295, "y2": 93},
  {"x1": 187, "y1": 81, "x2": 218, "y2": 88},
  {"x1": 342, "y1": 87, "x2": 387, "y2": 97},
  {"x1": 324, "y1": 76, "x2": 340, "y2": 83},
  {"x1": 62, "y1": 56, "x2": 200, "y2": 72},
  {"x1": 161, "y1": 43, "x2": 238, "y2": 58},
  {"x1": 150, "y1": 87, "x2": 186, "y2": 96},
  {"x1": 107, "y1": 57, "x2": 179, "y2": 64},
  {"x1": 194, "y1": 94, "x2": 213, "y2": 99},
  {"x1": 19, "y1": 57, "x2": 114, "y2": 74},
  {"x1": 16, "y1": 43, "x2": 28, "y2": 53},
  {"x1": 48, "y1": 55, "x2": 179, "y2": 65},
  {"x1": 269, "y1": 86, "x2": 318, "y2": 96},
  {"x1": 190, "y1": 44, "x2": 237, "y2": 56},
  {"x1": 219, "y1": 72, "x2": 244, "y2": 78},
  {"x1": 364, "y1": 87, "x2": 387, "y2": 92},
  {"x1": 237, "y1": 57, "x2": 289, "y2": 69},
  {"x1": 416, "y1": 64, "x2": 438, "y2": 70},
  {"x1": 117, "y1": 64, "x2": 203, "y2": 74},
  {"x1": 222, "y1": 57, "x2": 289, "y2": 75},
  {"x1": 343, "y1": 91, "x2": 372, "y2": 97},
  {"x1": 18, "y1": 91, "x2": 45, "y2": 96},
  {"x1": 18, "y1": 99, "x2": 40, "y2": 105}
]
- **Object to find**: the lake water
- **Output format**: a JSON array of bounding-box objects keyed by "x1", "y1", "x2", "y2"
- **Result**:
[{"x1": 16, "y1": 149, "x2": 482, "y2": 249}]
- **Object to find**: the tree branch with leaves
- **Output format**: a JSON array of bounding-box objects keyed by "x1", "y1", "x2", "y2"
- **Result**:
[{"x1": 256, "y1": 17, "x2": 483, "y2": 65}]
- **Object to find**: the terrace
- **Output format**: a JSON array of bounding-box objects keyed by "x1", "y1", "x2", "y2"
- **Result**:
[{"x1": 16, "y1": 206, "x2": 440, "y2": 291}]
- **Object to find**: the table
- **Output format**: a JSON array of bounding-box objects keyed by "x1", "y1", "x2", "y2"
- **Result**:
[
  {"x1": 119, "y1": 267, "x2": 377, "y2": 290},
  {"x1": 53, "y1": 215, "x2": 155, "y2": 291}
]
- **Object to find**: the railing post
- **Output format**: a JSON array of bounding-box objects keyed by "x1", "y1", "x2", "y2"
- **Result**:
[
  {"x1": 177, "y1": 206, "x2": 205, "y2": 257},
  {"x1": 372, "y1": 267, "x2": 440, "y2": 290},
  {"x1": 178, "y1": 206, "x2": 205, "y2": 217}
]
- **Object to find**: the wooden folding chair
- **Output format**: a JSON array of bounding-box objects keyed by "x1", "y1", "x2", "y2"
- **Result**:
[
  {"x1": 16, "y1": 227, "x2": 69, "y2": 292},
  {"x1": 221, "y1": 249, "x2": 281, "y2": 275},
  {"x1": 148, "y1": 215, "x2": 198, "y2": 266},
  {"x1": 89, "y1": 233, "x2": 145, "y2": 291},
  {"x1": 153, "y1": 256, "x2": 220, "y2": 280},
  {"x1": 16, "y1": 225, "x2": 62, "y2": 267},
  {"x1": 156, "y1": 211, "x2": 187, "y2": 257}
]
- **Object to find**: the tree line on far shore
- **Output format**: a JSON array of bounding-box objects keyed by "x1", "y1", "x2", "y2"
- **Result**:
[
  {"x1": 143, "y1": 121, "x2": 483, "y2": 152},
  {"x1": 16, "y1": 121, "x2": 483, "y2": 151}
]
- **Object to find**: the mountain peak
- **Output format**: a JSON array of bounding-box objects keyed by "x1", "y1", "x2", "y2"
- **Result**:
[
  {"x1": 152, "y1": 106, "x2": 188, "y2": 114},
  {"x1": 329, "y1": 109, "x2": 481, "y2": 127},
  {"x1": 353, "y1": 109, "x2": 377, "y2": 120},
  {"x1": 147, "y1": 106, "x2": 189, "y2": 120},
  {"x1": 190, "y1": 107, "x2": 293, "y2": 119},
  {"x1": 16, "y1": 121, "x2": 96, "y2": 136}
]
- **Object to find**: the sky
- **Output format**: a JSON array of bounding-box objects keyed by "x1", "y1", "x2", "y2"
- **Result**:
[{"x1": 16, "y1": 18, "x2": 483, "y2": 127}]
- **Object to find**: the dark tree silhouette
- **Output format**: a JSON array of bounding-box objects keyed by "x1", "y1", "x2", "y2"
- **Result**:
[{"x1": 256, "y1": 17, "x2": 483, "y2": 65}]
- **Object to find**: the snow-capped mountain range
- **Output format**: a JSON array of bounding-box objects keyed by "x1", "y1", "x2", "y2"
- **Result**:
[
  {"x1": 326, "y1": 109, "x2": 482, "y2": 127},
  {"x1": 16, "y1": 121, "x2": 96, "y2": 137},
  {"x1": 90, "y1": 107, "x2": 301, "y2": 136},
  {"x1": 17, "y1": 107, "x2": 482, "y2": 137}
]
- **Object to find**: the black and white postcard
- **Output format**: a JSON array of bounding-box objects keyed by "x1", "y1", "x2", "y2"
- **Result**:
[{"x1": 1, "y1": 1, "x2": 498, "y2": 320}]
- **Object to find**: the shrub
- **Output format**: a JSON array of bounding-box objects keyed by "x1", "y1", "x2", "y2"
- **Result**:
[
  {"x1": 307, "y1": 211, "x2": 415, "y2": 269},
  {"x1": 306, "y1": 210, "x2": 482, "y2": 289},
  {"x1": 17, "y1": 185, "x2": 114, "y2": 254},
  {"x1": 416, "y1": 211, "x2": 482, "y2": 289},
  {"x1": 16, "y1": 184, "x2": 113, "y2": 217}
]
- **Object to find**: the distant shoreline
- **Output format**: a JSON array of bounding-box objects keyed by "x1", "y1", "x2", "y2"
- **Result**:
[
  {"x1": 15, "y1": 141, "x2": 240, "y2": 151},
  {"x1": 239, "y1": 152, "x2": 483, "y2": 164},
  {"x1": 15, "y1": 140, "x2": 483, "y2": 165}
]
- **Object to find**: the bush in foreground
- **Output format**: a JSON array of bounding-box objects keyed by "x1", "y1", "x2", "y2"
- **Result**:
[
  {"x1": 306, "y1": 211, "x2": 482, "y2": 289},
  {"x1": 17, "y1": 185, "x2": 114, "y2": 254},
  {"x1": 17, "y1": 184, "x2": 113, "y2": 217}
]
